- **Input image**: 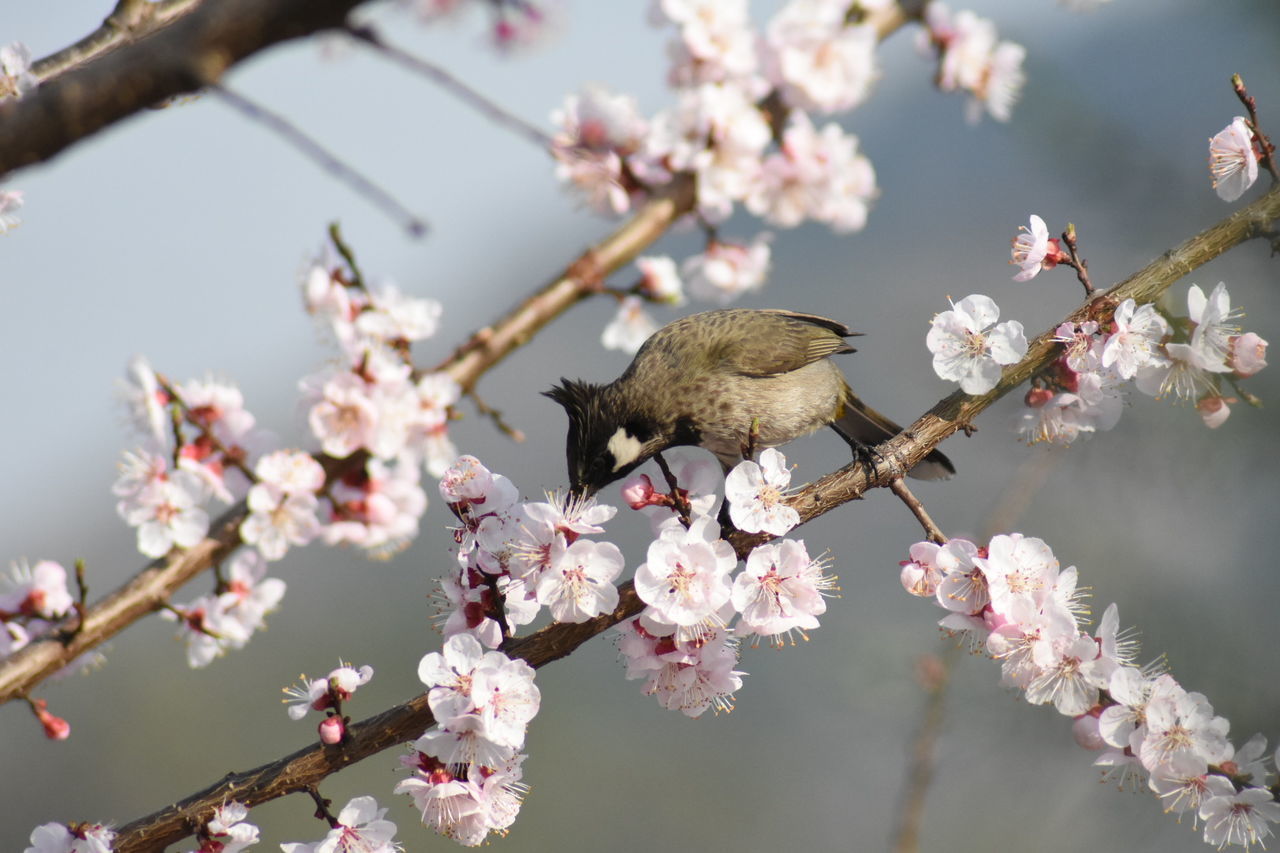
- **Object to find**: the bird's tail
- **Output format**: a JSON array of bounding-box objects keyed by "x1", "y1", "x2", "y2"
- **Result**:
[{"x1": 831, "y1": 390, "x2": 955, "y2": 481}]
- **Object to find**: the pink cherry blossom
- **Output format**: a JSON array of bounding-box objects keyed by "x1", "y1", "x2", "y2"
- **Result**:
[
  {"x1": 1209, "y1": 116, "x2": 1259, "y2": 202},
  {"x1": 927, "y1": 294, "x2": 1028, "y2": 394},
  {"x1": 724, "y1": 448, "x2": 800, "y2": 535}
]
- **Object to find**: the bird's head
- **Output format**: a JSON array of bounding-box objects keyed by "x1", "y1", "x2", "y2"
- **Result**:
[{"x1": 544, "y1": 378, "x2": 662, "y2": 497}]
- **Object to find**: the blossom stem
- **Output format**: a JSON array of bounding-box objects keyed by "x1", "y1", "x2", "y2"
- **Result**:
[
  {"x1": 1232, "y1": 74, "x2": 1280, "y2": 181},
  {"x1": 327, "y1": 222, "x2": 367, "y2": 291},
  {"x1": 888, "y1": 478, "x2": 946, "y2": 545},
  {"x1": 1061, "y1": 223, "x2": 1095, "y2": 296},
  {"x1": 345, "y1": 24, "x2": 555, "y2": 151},
  {"x1": 210, "y1": 84, "x2": 429, "y2": 238}
]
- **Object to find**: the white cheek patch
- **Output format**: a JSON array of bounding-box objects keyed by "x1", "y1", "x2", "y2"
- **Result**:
[{"x1": 607, "y1": 427, "x2": 645, "y2": 471}]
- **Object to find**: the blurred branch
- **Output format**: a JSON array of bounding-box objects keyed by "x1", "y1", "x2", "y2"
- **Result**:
[
  {"x1": 103, "y1": 183, "x2": 1279, "y2": 851},
  {"x1": 0, "y1": 504, "x2": 244, "y2": 706},
  {"x1": 29, "y1": 0, "x2": 204, "y2": 82},
  {"x1": 0, "y1": 174, "x2": 696, "y2": 707},
  {"x1": 891, "y1": 647, "x2": 957, "y2": 853},
  {"x1": 211, "y1": 84, "x2": 429, "y2": 238},
  {"x1": 110, "y1": 582, "x2": 643, "y2": 852},
  {"x1": 727, "y1": 182, "x2": 1280, "y2": 554},
  {"x1": 345, "y1": 24, "x2": 556, "y2": 150},
  {"x1": 0, "y1": 0, "x2": 373, "y2": 178}
]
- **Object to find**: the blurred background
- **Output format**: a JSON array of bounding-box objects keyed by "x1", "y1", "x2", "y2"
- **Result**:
[{"x1": 1, "y1": 1, "x2": 1278, "y2": 850}]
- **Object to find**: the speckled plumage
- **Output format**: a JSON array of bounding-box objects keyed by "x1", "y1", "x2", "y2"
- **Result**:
[{"x1": 546, "y1": 309, "x2": 953, "y2": 494}]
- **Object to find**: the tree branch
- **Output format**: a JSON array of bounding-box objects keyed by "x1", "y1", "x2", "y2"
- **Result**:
[
  {"x1": 0, "y1": 0, "x2": 373, "y2": 178},
  {"x1": 29, "y1": 0, "x2": 205, "y2": 82},
  {"x1": 103, "y1": 183, "x2": 1280, "y2": 852}
]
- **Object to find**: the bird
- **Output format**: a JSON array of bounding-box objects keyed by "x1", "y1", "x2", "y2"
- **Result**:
[{"x1": 545, "y1": 308, "x2": 954, "y2": 497}]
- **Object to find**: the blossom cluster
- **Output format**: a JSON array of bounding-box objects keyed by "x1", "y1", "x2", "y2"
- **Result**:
[
  {"x1": 901, "y1": 533, "x2": 1280, "y2": 851},
  {"x1": 400, "y1": 0, "x2": 548, "y2": 51},
  {"x1": 397, "y1": 633, "x2": 536, "y2": 846},
  {"x1": 23, "y1": 821, "x2": 116, "y2": 853},
  {"x1": 616, "y1": 449, "x2": 835, "y2": 716},
  {"x1": 0, "y1": 40, "x2": 36, "y2": 100},
  {"x1": 435, "y1": 455, "x2": 624, "y2": 648},
  {"x1": 549, "y1": 0, "x2": 1024, "y2": 353},
  {"x1": 916, "y1": 2, "x2": 1026, "y2": 123},
  {"x1": 1020, "y1": 281, "x2": 1267, "y2": 444},
  {"x1": 300, "y1": 245, "x2": 460, "y2": 555},
  {"x1": 111, "y1": 354, "x2": 292, "y2": 666},
  {"x1": 194, "y1": 801, "x2": 260, "y2": 853},
  {"x1": 283, "y1": 661, "x2": 375, "y2": 744},
  {"x1": 0, "y1": 559, "x2": 75, "y2": 662},
  {"x1": 282, "y1": 796, "x2": 400, "y2": 853}
]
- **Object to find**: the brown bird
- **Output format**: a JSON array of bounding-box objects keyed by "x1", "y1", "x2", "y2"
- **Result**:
[{"x1": 546, "y1": 308, "x2": 953, "y2": 495}]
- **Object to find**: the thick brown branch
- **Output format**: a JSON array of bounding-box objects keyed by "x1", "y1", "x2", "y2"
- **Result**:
[
  {"x1": 0, "y1": 175, "x2": 696, "y2": 706},
  {"x1": 105, "y1": 185, "x2": 1280, "y2": 852},
  {"x1": 29, "y1": 0, "x2": 204, "y2": 82},
  {"x1": 111, "y1": 584, "x2": 643, "y2": 852},
  {"x1": 726, "y1": 183, "x2": 1280, "y2": 553},
  {"x1": 0, "y1": 0, "x2": 372, "y2": 178},
  {"x1": 437, "y1": 174, "x2": 697, "y2": 392},
  {"x1": 0, "y1": 503, "x2": 244, "y2": 705}
]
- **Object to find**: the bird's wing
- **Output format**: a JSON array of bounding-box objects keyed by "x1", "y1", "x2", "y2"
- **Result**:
[{"x1": 716, "y1": 310, "x2": 859, "y2": 377}]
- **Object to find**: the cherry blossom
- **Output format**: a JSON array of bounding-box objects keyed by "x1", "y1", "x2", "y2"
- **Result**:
[
  {"x1": 0, "y1": 188, "x2": 23, "y2": 233},
  {"x1": 0, "y1": 42, "x2": 36, "y2": 98},
  {"x1": 634, "y1": 516, "x2": 737, "y2": 643},
  {"x1": 747, "y1": 113, "x2": 877, "y2": 232},
  {"x1": 1199, "y1": 779, "x2": 1280, "y2": 851},
  {"x1": 240, "y1": 453, "x2": 324, "y2": 561},
  {"x1": 280, "y1": 796, "x2": 399, "y2": 853},
  {"x1": 764, "y1": 0, "x2": 877, "y2": 113},
  {"x1": 724, "y1": 448, "x2": 800, "y2": 535},
  {"x1": 1010, "y1": 214, "x2": 1058, "y2": 281},
  {"x1": 1101, "y1": 298, "x2": 1170, "y2": 379},
  {"x1": 535, "y1": 537, "x2": 623, "y2": 622},
  {"x1": 653, "y1": 0, "x2": 758, "y2": 86},
  {"x1": 1187, "y1": 282, "x2": 1240, "y2": 373},
  {"x1": 927, "y1": 294, "x2": 1028, "y2": 394},
  {"x1": 551, "y1": 85, "x2": 649, "y2": 214},
  {"x1": 682, "y1": 233, "x2": 772, "y2": 304},
  {"x1": 0, "y1": 559, "x2": 73, "y2": 621},
  {"x1": 24, "y1": 821, "x2": 116, "y2": 853},
  {"x1": 635, "y1": 255, "x2": 685, "y2": 304},
  {"x1": 1209, "y1": 116, "x2": 1260, "y2": 202},
  {"x1": 731, "y1": 538, "x2": 834, "y2": 644},
  {"x1": 201, "y1": 801, "x2": 260, "y2": 853},
  {"x1": 118, "y1": 468, "x2": 211, "y2": 558},
  {"x1": 1228, "y1": 332, "x2": 1268, "y2": 377},
  {"x1": 601, "y1": 295, "x2": 659, "y2": 354},
  {"x1": 283, "y1": 662, "x2": 374, "y2": 720}
]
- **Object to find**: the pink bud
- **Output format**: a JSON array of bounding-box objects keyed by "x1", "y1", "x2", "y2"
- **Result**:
[
  {"x1": 318, "y1": 715, "x2": 345, "y2": 745},
  {"x1": 1197, "y1": 396, "x2": 1232, "y2": 429},
  {"x1": 32, "y1": 698, "x2": 70, "y2": 741},
  {"x1": 1072, "y1": 713, "x2": 1105, "y2": 750},
  {"x1": 1229, "y1": 332, "x2": 1268, "y2": 377},
  {"x1": 1024, "y1": 387, "x2": 1054, "y2": 408},
  {"x1": 620, "y1": 474, "x2": 655, "y2": 510}
]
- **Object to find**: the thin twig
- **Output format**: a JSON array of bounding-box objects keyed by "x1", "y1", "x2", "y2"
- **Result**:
[
  {"x1": 1233, "y1": 74, "x2": 1279, "y2": 182},
  {"x1": 30, "y1": 0, "x2": 204, "y2": 82},
  {"x1": 345, "y1": 24, "x2": 555, "y2": 150},
  {"x1": 327, "y1": 222, "x2": 367, "y2": 290},
  {"x1": 888, "y1": 479, "x2": 946, "y2": 544},
  {"x1": 211, "y1": 84, "x2": 428, "y2": 238},
  {"x1": 653, "y1": 452, "x2": 694, "y2": 528},
  {"x1": 1061, "y1": 223, "x2": 1094, "y2": 296},
  {"x1": 890, "y1": 645, "x2": 957, "y2": 853},
  {"x1": 469, "y1": 390, "x2": 527, "y2": 443}
]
